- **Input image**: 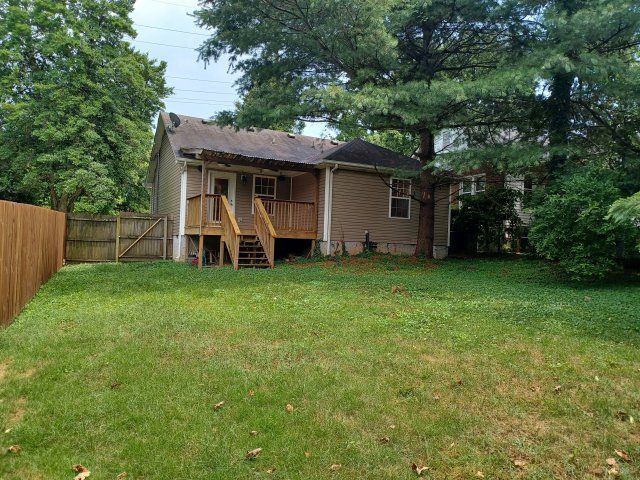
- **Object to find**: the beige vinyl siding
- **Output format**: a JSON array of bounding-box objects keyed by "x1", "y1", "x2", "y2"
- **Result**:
[
  {"x1": 290, "y1": 172, "x2": 317, "y2": 203},
  {"x1": 329, "y1": 169, "x2": 450, "y2": 247},
  {"x1": 154, "y1": 132, "x2": 182, "y2": 235},
  {"x1": 433, "y1": 184, "x2": 450, "y2": 246},
  {"x1": 330, "y1": 169, "x2": 419, "y2": 245}
]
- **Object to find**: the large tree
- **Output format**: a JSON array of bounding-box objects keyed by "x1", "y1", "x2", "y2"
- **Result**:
[
  {"x1": 195, "y1": 0, "x2": 530, "y2": 257},
  {"x1": 0, "y1": 0, "x2": 170, "y2": 213}
]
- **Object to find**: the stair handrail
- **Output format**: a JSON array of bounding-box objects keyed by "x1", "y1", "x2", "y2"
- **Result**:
[
  {"x1": 254, "y1": 197, "x2": 276, "y2": 268},
  {"x1": 220, "y1": 195, "x2": 241, "y2": 269}
]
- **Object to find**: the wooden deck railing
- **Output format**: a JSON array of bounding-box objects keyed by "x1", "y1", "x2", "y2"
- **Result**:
[
  {"x1": 254, "y1": 198, "x2": 276, "y2": 268},
  {"x1": 261, "y1": 198, "x2": 317, "y2": 234},
  {"x1": 186, "y1": 194, "x2": 221, "y2": 228},
  {"x1": 220, "y1": 195, "x2": 241, "y2": 269}
]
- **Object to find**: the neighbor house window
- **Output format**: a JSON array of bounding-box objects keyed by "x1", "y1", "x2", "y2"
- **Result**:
[
  {"x1": 389, "y1": 178, "x2": 411, "y2": 219},
  {"x1": 253, "y1": 175, "x2": 277, "y2": 213},
  {"x1": 459, "y1": 174, "x2": 486, "y2": 196}
]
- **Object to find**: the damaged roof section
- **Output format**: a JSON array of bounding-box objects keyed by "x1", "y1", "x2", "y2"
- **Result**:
[{"x1": 158, "y1": 112, "x2": 420, "y2": 172}]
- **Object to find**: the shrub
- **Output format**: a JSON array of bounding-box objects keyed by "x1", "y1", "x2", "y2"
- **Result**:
[
  {"x1": 529, "y1": 168, "x2": 635, "y2": 280},
  {"x1": 452, "y1": 187, "x2": 523, "y2": 253}
]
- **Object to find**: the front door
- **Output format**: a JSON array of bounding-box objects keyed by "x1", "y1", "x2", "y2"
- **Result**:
[{"x1": 208, "y1": 171, "x2": 237, "y2": 213}]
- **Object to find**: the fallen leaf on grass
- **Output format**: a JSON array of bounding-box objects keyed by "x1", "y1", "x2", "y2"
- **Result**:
[
  {"x1": 248, "y1": 389, "x2": 255, "y2": 397},
  {"x1": 7, "y1": 445, "x2": 21, "y2": 453},
  {"x1": 554, "y1": 385, "x2": 562, "y2": 393},
  {"x1": 285, "y1": 403, "x2": 294, "y2": 413},
  {"x1": 378, "y1": 436, "x2": 390, "y2": 444},
  {"x1": 250, "y1": 430, "x2": 258, "y2": 436},
  {"x1": 615, "y1": 449, "x2": 630, "y2": 462},
  {"x1": 329, "y1": 464, "x2": 342, "y2": 471},
  {"x1": 246, "y1": 448, "x2": 262, "y2": 460},
  {"x1": 116, "y1": 473, "x2": 128, "y2": 480},
  {"x1": 304, "y1": 451, "x2": 312, "y2": 458},
  {"x1": 475, "y1": 472, "x2": 485, "y2": 478},
  {"x1": 411, "y1": 463, "x2": 429, "y2": 476},
  {"x1": 72, "y1": 464, "x2": 90, "y2": 480},
  {"x1": 213, "y1": 401, "x2": 225, "y2": 411},
  {"x1": 266, "y1": 467, "x2": 276, "y2": 474},
  {"x1": 513, "y1": 459, "x2": 527, "y2": 468},
  {"x1": 606, "y1": 457, "x2": 618, "y2": 467},
  {"x1": 609, "y1": 467, "x2": 620, "y2": 476}
]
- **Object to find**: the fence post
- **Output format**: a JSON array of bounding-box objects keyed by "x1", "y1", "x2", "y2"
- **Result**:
[
  {"x1": 115, "y1": 214, "x2": 121, "y2": 263},
  {"x1": 163, "y1": 216, "x2": 168, "y2": 260}
]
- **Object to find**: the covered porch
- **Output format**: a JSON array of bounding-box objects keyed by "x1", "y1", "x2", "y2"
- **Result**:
[{"x1": 183, "y1": 153, "x2": 319, "y2": 269}]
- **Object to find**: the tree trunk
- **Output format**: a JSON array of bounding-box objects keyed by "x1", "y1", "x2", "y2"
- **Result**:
[
  {"x1": 548, "y1": 71, "x2": 573, "y2": 175},
  {"x1": 414, "y1": 131, "x2": 437, "y2": 258}
]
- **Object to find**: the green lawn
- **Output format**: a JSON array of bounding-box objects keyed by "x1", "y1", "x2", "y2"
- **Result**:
[{"x1": 1, "y1": 256, "x2": 639, "y2": 479}]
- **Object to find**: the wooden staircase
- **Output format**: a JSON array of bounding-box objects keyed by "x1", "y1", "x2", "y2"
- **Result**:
[{"x1": 237, "y1": 235, "x2": 270, "y2": 268}]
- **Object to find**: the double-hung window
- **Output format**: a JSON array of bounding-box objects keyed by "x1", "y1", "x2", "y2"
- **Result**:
[
  {"x1": 389, "y1": 178, "x2": 411, "y2": 219},
  {"x1": 253, "y1": 175, "x2": 277, "y2": 213}
]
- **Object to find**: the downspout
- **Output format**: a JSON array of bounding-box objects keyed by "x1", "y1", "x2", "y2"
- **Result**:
[
  {"x1": 326, "y1": 164, "x2": 339, "y2": 253},
  {"x1": 177, "y1": 161, "x2": 188, "y2": 259}
]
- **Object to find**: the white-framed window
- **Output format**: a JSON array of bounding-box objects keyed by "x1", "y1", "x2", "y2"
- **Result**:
[
  {"x1": 389, "y1": 177, "x2": 411, "y2": 219},
  {"x1": 459, "y1": 174, "x2": 486, "y2": 196},
  {"x1": 252, "y1": 174, "x2": 277, "y2": 213}
]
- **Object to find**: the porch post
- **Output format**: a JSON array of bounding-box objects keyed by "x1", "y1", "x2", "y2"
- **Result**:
[{"x1": 219, "y1": 239, "x2": 225, "y2": 266}]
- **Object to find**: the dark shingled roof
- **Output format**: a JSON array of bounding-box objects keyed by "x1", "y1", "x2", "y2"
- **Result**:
[{"x1": 159, "y1": 112, "x2": 419, "y2": 171}]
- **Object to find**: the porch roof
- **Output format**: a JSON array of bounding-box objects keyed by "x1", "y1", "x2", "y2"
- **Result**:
[{"x1": 159, "y1": 112, "x2": 420, "y2": 172}]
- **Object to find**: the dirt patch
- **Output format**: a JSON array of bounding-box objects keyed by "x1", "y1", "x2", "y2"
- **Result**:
[
  {"x1": 0, "y1": 360, "x2": 8, "y2": 383},
  {"x1": 8, "y1": 397, "x2": 27, "y2": 427}
]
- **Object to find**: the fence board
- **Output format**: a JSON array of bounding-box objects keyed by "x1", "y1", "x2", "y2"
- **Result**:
[
  {"x1": 0, "y1": 200, "x2": 66, "y2": 327},
  {"x1": 66, "y1": 213, "x2": 173, "y2": 262}
]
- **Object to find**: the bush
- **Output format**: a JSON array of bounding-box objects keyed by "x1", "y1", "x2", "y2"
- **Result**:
[
  {"x1": 452, "y1": 187, "x2": 523, "y2": 253},
  {"x1": 529, "y1": 168, "x2": 635, "y2": 280}
]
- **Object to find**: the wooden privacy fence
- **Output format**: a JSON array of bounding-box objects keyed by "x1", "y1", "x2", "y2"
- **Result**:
[
  {"x1": 66, "y1": 213, "x2": 173, "y2": 262},
  {"x1": 0, "y1": 200, "x2": 66, "y2": 327}
]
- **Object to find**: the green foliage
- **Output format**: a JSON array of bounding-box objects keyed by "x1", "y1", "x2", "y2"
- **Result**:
[
  {"x1": 453, "y1": 187, "x2": 523, "y2": 253},
  {"x1": 608, "y1": 192, "x2": 640, "y2": 252},
  {"x1": 0, "y1": 0, "x2": 170, "y2": 213},
  {"x1": 2, "y1": 259, "x2": 639, "y2": 478},
  {"x1": 529, "y1": 168, "x2": 636, "y2": 280}
]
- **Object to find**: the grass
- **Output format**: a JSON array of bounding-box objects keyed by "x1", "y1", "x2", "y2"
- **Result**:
[{"x1": 1, "y1": 255, "x2": 639, "y2": 479}]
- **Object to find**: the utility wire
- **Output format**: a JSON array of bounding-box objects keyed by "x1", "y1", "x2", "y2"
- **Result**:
[
  {"x1": 132, "y1": 39, "x2": 196, "y2": 50},
  {"x1": 134, "y1": 23, "x2": 209, "y2": 36},
  {"x1": 145, "y1": 0, "x2": 195, "y2": 8},
  {"x1": 173, "y1": 88, "x2": 235, "y2": 94},
  {"x1": 169, "y1": 96, "x2": 235, "y2": 103},
  {"x1": 166, "y1": 75, "x2": 234, "y2": 84}
]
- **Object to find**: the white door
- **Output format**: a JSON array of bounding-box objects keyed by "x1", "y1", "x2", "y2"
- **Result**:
[{"x1": 208, "y1": 171, "x2": 237, "y2": 213}]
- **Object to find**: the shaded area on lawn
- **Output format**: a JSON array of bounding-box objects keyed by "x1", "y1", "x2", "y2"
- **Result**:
[{"x1": 1, "y1": 256, "x2": 639, "y2": 479}]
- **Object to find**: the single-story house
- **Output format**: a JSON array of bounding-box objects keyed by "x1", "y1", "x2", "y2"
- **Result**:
[{"x1": 146, "y1": 112, "x2": 451, "y2": 268}]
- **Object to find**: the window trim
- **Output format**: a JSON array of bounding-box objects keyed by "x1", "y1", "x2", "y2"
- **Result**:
[
  {"x1": 252, "y1": 174, "x2": 277, "y2": 214},
  {"x1": 388, "y1": 177, "x2": 412, "y2": 220},
  {"x1": 459, "y1": 174, "x2": 486, "y2": 196}
]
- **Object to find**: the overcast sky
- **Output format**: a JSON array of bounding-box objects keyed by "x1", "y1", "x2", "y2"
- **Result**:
[{"x1": 130, "y1": 0, "x2": 328, "y2": 137}]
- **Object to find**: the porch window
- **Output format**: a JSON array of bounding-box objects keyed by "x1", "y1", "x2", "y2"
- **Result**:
[
  {"x1": 253, "y1": 175, "x2": 277, "y2": 213},
  {"x1": 389, "y1": 178, "x2": 411, "y2": 219}
]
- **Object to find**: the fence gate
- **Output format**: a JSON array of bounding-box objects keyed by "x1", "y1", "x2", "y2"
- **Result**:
[{"x1": 66, "y1": 213, "x2": 173, "y2": 262}]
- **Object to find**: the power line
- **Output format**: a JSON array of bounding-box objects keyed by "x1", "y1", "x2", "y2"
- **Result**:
[
  {"x1": 172, "y1": 88, "x2": 235, "y2": 94},
  {"x1": 134, "y1": 23, "x2": 209, "y2": 36},
  {"x1": 146, "y1": 0, "x2": 195, "y2": 8},
  {"x1": 168, "y1": 96, "x2": 235, "y2": 103},
  {"x1": 166, "y1": 75, "x2": 234, "y2": 84},
  {"x1": 132, "y1": 39, "x2": 196, "y2": 50},
  {"x1": 167, "y1": 100, "x2": 233, "y2": 107}
]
